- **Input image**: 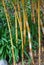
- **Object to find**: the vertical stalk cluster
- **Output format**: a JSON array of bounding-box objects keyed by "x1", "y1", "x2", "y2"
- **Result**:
[
  {"x1": 11, "y1": 1, "x2": 24, "y2": 64},
  {"x1": 38, "y1": 0, "x2": 41, "y2": 65},
  {"x1": 2, "y1": 0, "x2": 16, "y2": 65},
  {"x1": 21, "y1": 0, "x2": 34, "y2": 64}
]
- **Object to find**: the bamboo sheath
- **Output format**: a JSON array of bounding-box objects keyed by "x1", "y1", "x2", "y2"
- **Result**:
[
  {"x1": 2, "y1": 0, "x2": 16, "y2": 65},
  {"x1": 38, "y1": 0, "x2": 41, "y2": 65}
]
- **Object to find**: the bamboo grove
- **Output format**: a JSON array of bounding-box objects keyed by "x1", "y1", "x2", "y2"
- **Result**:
[{"x1": 0, "y1": 0, "x2": 44, "y2": 65}]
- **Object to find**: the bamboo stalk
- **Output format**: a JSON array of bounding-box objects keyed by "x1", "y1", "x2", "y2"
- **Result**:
[
  {"x1": 2, "y1": 0, "x2": 16, "y2": 65},
  {"x1": 11, "y1": 1, "x2": 18, "y2": 44},
  {"x1": 25, "y1": 13, "x2": 34, "y2": 65},
  {"x1": 38, "y1": 0, "x2": 41, "y2": 65},
  {"x1": 17, "y1": 3, "x2": 24, "y2": 65},
  {"x1": 21, "y1": 0, "x2": 26, "y2": 45},
  {"x1": 15, "y1": 7, "x2": 18, "y2": 43},
  {"x1": 23, "y1": 11, "x2": 26, "y2": 44},
  {"x1": 21, "y1": 0, "x2": 26, "y2": 58},
  {"x1": 31, "y1": 0, "x2": 35, "y2": 23}
]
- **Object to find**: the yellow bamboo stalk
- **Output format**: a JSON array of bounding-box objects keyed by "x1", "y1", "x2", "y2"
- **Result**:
[
  {"x1": 15, "y1": 7, "x2": 18, "y2": 43},
  {"x1": 31, "y1": 0, "x2": 35, "y2": 23},
  {"x1": 38, "y1": 0, "x2": 41, "y2": 65},
  {"x1": 23, "y1": 11, "x2": 26, "y2": 44},
  {"x1": 25, "y1": 13, "x2": 34, "y2": 65},
  {"x1": 21, "y1": 0, "x2": 24, "y2": 6},
  {"x1": 21, "y1": 1, "x2": 26, "y2": 64},
  {"x1": 2, "y1": 0, "x2": 16, "y2": 65},
  {"x1": 17, "y1": 3, "x2": 24, "y2": 65},
  {"x1": 21, "y1": 0, "x2": 26, "y2": 45}
]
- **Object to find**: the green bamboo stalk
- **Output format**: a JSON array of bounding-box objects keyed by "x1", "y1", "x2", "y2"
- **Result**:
[
  {"x1": 38, "y1": 0, "x2": 41, "y2": 65},
  {"x1": 2, "y1": 0, "x2": 16, "y2": 65}
]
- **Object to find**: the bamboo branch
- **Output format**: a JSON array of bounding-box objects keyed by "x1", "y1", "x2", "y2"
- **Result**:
[
  {"x1": 2, "y1": 0, "x2": 16, "y2": 65},
  {"x1": 38, "y1": 0, "x2": 41, "y2": 65}
]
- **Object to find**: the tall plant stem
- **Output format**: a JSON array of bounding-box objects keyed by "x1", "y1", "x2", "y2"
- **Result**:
[
  {"x1": 38, "y1": 0, "x2": 41, "y2": 65},
  {"x1": 15, "y1": 7, "x2": 18, "y2": 43},
  {"x1": 11, "y1": 1, "x2": 18, "y2": 44},
  {"x1": 21, "y1": 0, "x2": 26, "y2": 60},
  {"x1": 2, "y1": 0, "x2": 16, "y2": 65},
  {"x1": 31, "y1": 0, "x2": 35, "y2": 23},
  {"x1": 23, "y1": 8, "x2": 26, "y2": 45},
  {"x1": 25, "y1": 13, "x2": 34, "y2": 65},
  {"x1": 17, "y1": 3, "x2": 24, "y2": 65}
]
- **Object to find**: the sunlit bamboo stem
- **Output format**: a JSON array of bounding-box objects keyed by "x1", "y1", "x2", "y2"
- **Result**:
[
  {"x1": 2, "y1": 0, "x2": 16, "y2": 65},
  {"x1": 25, "y1": 13, "x2": 34, "y2": 65},
  {"x1": 38, "y1": 0, "x2": 41, "y2": 65}
]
